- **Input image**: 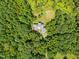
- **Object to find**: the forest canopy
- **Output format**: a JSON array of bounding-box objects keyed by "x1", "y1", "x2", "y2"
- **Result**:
[{"x1": 0, "y1": 0, "x2": 79, "y2": 59}]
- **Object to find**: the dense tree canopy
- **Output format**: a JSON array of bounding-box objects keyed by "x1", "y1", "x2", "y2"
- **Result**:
[{"x1": 0, "y1": 0, "x2": 79, "y2": 59}]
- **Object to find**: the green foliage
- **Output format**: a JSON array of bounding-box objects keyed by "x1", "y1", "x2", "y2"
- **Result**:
[
  {"x1": 0, "y1": 0, "x2": 79, "y2": 59},
  {"x1": 46, "y1": 9, "x2": 76, "y2": 35},
  {"x1": 74, "y1": 0, "x2": 79, "y2": 7}
]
